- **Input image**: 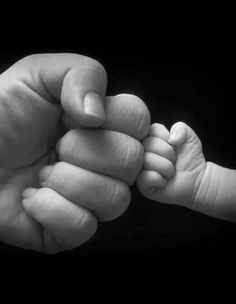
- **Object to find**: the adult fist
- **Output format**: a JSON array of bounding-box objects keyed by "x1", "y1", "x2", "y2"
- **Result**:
[{"x1": 0, "y1": 54, "x2": 150, "y2": 253}]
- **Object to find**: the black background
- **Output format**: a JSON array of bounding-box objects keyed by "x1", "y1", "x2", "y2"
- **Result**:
[{"x1": 0, "y1": 17, "x2": 235, "y2": 277}]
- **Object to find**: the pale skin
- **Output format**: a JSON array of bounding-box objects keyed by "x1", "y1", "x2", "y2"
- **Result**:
[
  {"x1": 1, "y1": 53, "x2": 235, "y2": 255},
  {"x1": 0, "y1": 53, "x2": 150, "y2": 254},
  {"x1": 137, "y1": 122, "x2": 236, "y2": 223}
]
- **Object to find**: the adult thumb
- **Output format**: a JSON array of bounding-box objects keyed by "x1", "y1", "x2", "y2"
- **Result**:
[
  {"x1": 61, "y1": 56, "x2": 107, "y2": 127},
  {"x1": 8, "y1": 53, "x2": 108, "y2": 127}
]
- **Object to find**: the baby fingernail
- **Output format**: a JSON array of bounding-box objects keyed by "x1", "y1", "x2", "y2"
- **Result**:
[
  {"x1": 83, "y1": 92, "x2": 105, "y2": 121},
  {"x1": 39, "y1": 165, "x2": 53, "y2": 183},
  {"x1": 22, "y1": 188, "x2": 37, "y2": 199}
]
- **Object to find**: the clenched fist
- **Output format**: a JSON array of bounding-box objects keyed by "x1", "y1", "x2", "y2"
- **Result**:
[
  {"x1": 137, "y1": 122, "x2": 206, "y2": 207},
  {"x1": 0, "y1": 54, "x2": 150, "y2": 253}
]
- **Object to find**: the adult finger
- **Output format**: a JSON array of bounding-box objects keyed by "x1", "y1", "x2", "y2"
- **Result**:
[
  {"x1": 38, "y1": 162, "x2": 131, "y2": 222},
  {"x1": 56, "y1": 128, "x2": 144, "y2": 185},
  {"x1": 62, "y1": 94, "x2": 151, "y2": 140},
  {"x1": 7, "y1": 53, "x2": 107, "y2": 127},
  {"x1": 22, "y1": 187, "x2": 97, "y2": 254}
]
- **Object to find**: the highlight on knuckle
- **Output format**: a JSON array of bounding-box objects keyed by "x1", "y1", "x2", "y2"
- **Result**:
[
  {"x1": 151, "y1": 123, "x2": 164, "y2": 132},
  {"x1": 58, "y1": 129, "x2": 76, "y2": 160},
  {"x1": 122, "y1": 140, "x2": 144, "y2": 183},
  {"x1": 128, "y1": 96, "x2": 151, "y2": 139},
  {"x1": 49, "y1": 162, "x2": 67, "y2": 188},
  {"x1": 79, "y1": 56, "x2": 107, "y2": 82},
  {"x1": 90, "y1": 58, "x2": 107, "y2": 77},
  {"x1": 106, "y1": 181, "x2": 131, "y2": 220}
]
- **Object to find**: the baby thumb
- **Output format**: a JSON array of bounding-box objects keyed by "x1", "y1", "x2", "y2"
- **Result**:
[{"x1": 168, "y1": 122, "x2": 195, "y2": 146}]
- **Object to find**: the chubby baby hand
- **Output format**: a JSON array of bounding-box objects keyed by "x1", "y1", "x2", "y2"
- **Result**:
[{"x1": 137, "y1": 122, "x2": 206, "y2": 207}]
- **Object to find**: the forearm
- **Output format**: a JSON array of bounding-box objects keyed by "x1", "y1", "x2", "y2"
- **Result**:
[{"x1": 194, "y1": 162, "x2": 236, "y2": 222}]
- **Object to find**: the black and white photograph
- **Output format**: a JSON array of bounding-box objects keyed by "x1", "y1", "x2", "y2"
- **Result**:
[{"x1": 0, "y1": 16, "x2": 235, "y2": 285}]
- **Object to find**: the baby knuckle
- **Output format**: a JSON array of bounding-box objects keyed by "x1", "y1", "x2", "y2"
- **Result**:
[
  {"x1": 143, "y1": 151, "x2": 152, "y2": 166},
  {"x1": 175, "y1": 121, "x2": 187, "y2": 128},
  {"x1": 48, "y1": 162, "x2": 67, "y2": 186},
  {"x1": 151, "y1": 123, "x2": 165, "y2": 131},
  {"x1": 142, "y1": 137, "x2": 153, "y2": 151},
  {"x1": 165, "y1": 161, "x2": 175, "y2": 178},
  {"x1": 164, "y1": 144, "x2": 176, "y2": 159}
]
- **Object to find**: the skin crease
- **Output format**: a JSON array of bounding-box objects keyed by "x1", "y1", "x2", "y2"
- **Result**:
[
  {"x1": 0, "y1": 74, "x2": 61, "y2": 251},
  {"x1": 137, "y1": 122, "x2": 236, "y2": 223},
  {"x1": 0, "y1": 54, "x2": 151, "y2": 254},
  {"x1": 137, "y1": 122, "x2": 207, "y2": 207}
]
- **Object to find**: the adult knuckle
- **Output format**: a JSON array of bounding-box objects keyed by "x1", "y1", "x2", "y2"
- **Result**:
[
  {"x1": 125, "y1": 140, "x2": 143, "y2": 168},
  {"x1": 78, "y1": 56, "x2": 107, "y2": 81},
  {"x1": 14, "y1": 54, "x2": 49, "y2": 67},
  {"x1": 128, "y1": 95, "x2": 151, "y2": 140},
  {"x1": 89, "y1": 58, "x2": 107, "y2": 76},
  {"x1": 108, "y1": 181, "x2": 131, "y2": 215},
  {"x1": 57, "y1": 129, "x2": 77, "y2": 160},
  {"x1": 66, "y1": 209, "x2": 97, "y2": 246},
  {"x1": 68, "y1": 208, "x2": 94, "y2": 232},
  {"x1": 47, "y1": 162, "x2": 66, "y2": 187},
  {"x1": 122, "y1": 140, "x2": 144, "y2": 183},
  {"x1": 16, "y1": 54, "x2": 38, "y2": 64}
]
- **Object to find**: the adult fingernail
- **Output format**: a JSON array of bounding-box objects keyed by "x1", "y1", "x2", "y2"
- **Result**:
[
  {"x1": 83, "y1": 92, "x2": 105, "y2": 122},
  {"x1": 22, "y1": 188, "x2": 37, "y2": 199},
  {"x1": 39, "y1": 165, "x2": 53, "y2": 183}
]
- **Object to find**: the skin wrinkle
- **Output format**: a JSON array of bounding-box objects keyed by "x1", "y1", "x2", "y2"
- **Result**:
[
  {"x1": 40, "y1": 161, "x2": 129, "y2": 222},
  {"x1": 22, "y1": 201, "x2": 46, "y2": 253},
  {"x1": 136, "y1": 106, "x2": 150, "y2": 139},
  {"x1": 58, "y1": 129, "x2": 143, "y2": 185},
  {"x1": 1, "y1": 78, "x2": 61, "y2": 164},
  {"x1": 61, "y1": 63, "x2": 107, "y2": 109},
  {"x1": 192, "y1": 162, "x2": 212, "y2": 211},
  {"x1": 0, "y1": 53, "x2": 152, "y2": 253}
]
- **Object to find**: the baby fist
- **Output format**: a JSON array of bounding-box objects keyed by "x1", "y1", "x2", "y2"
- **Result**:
[{"x1": 137, "y1": 122, "x2": 206, "y2": 207}]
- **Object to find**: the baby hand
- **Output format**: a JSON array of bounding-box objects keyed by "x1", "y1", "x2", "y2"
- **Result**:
[{"x1": 137, "y1": 122, "x2": 206, "y2": 207}]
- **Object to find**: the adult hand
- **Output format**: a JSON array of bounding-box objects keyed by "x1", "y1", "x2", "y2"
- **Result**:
[{"x1": 0, "y1": 54, "x2": 150, "y2": 253}]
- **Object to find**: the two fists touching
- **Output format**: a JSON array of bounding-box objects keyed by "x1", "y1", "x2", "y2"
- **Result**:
[{"x1": 1, "y1": 53, "x2": 232, "y2": 254}]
